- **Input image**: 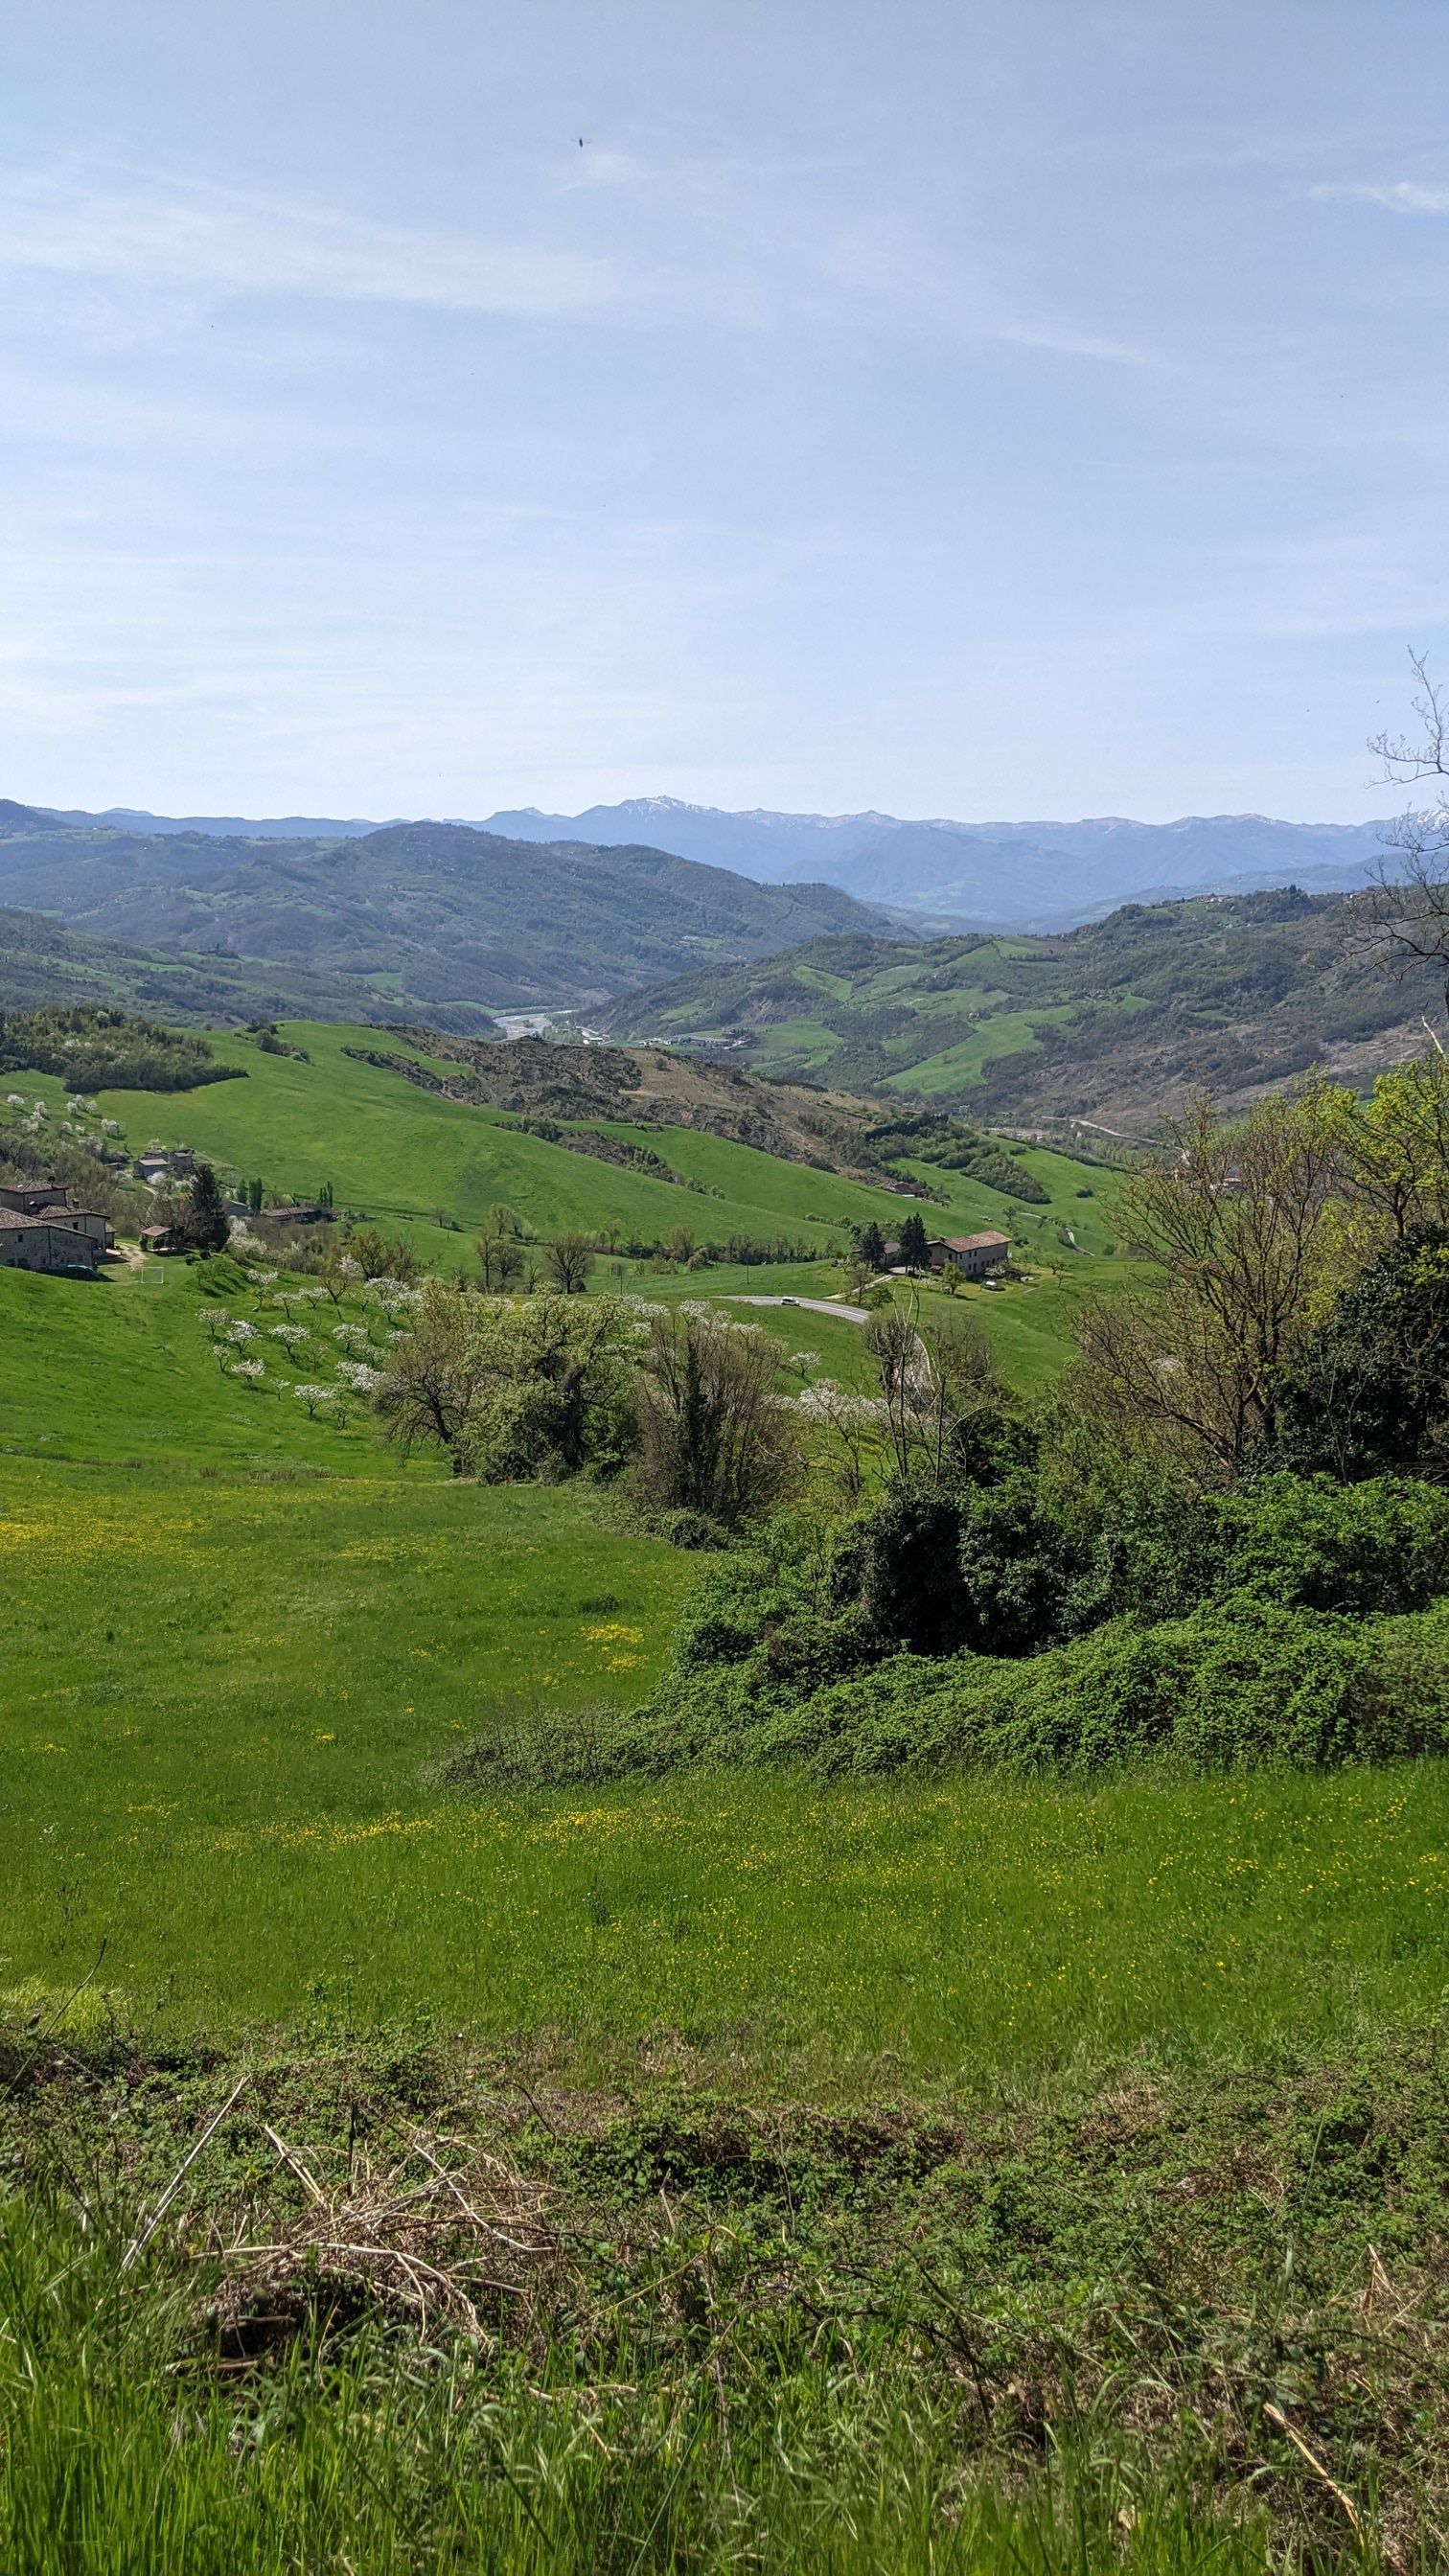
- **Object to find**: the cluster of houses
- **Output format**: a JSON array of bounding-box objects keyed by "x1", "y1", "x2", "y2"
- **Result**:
[
  {"x1": 135, "y1": 1147, "x2": 195, "y2": 1188},
  {"x1": 0, "y1": 1184, "x2": 114, "y2": 1276}
]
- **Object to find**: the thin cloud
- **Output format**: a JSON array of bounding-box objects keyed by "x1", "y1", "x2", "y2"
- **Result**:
[
  {"x1": 0, "y1": 156, "x2": 1148, "y2": 367},
  {"x1": 1312, "y1": 179, "x2": 1449, "y2": 215},
  {"x1": 0, "y1": 166, "x2": 644, "y2": 321}
]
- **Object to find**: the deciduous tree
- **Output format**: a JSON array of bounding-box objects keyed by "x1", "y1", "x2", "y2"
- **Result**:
[
  {"x1": 1071, "y1": 1086, "x2": 1345, "y2": 1482},
  {"x1": 633, "y1": 1309, "x2": 803, "y2": 1529},
  {"x1": 545, "y1": 1231, "x2": 593, "y2": 1294}
]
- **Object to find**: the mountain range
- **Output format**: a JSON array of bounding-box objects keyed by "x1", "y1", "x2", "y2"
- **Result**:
[
  {"x1": 0, "y1": 804, "x2": 882, "y2": 1023},
  {"x1": 12, "y1": 794, "x2": 1399, "y2": 932}
]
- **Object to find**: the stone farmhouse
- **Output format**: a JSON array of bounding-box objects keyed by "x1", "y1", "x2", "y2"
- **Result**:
[
  {"x1": 926, "y1": 1230, "x2": 1010, "y2": 1278},
  {"x1": 0, "y1": 1184, "x2": 114, "y2": 1275},
  {"x1": 136, "y1": 1147, "x2": 195, "y2": 1186}
]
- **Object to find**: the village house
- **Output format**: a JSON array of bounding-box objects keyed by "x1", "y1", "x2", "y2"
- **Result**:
[
  {"x1": 0, "y1": 1185, "x2": 114, "y2": 1275},
  {"x1": 255, "y1": 1200, "x2": 334, "y2": 1228},
  {"x1": 136, "y1": 1147, "x2": 195, "y2": 1186},
  {"x1": 926, "y1": 1230, "x2": 1011, "y2": 1278}
]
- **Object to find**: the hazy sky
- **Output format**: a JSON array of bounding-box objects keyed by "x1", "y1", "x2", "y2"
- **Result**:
[{"x1": 2, "y1": 0, "x2": 1447, "y2": 822}]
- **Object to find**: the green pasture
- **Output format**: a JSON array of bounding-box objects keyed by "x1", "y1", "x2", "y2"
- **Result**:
[
  {"x1": 0, "y1": 1257, "x2": 421, "y2": 1471},
  {"x1": 90, "y1": 1023, "x2": 890, "y2": 1254},
  {"x1": 6, "y1": 1448, "x2": 1448, "y2": 2085},
  {"x1": 883, "y1": 1004, "x2": 1079, "y2": 1093},
  {"x1": 76, "y1": 1019, "x2": 1118, "y2": 1263}
]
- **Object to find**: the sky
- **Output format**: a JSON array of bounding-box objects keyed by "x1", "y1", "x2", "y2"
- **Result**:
[{"x1": 2, "y1": 0, "x2": 1447, "y2": 825}]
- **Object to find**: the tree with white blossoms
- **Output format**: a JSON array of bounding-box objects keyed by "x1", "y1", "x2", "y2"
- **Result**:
[
  {"x1": 196, "y1": 1307, "x2": 230, "y2": 1343},
  {"x1": 334, "y1": 1358, "x2": 381, "y2": 1394},
  {"x1": 319, "y1": 1248, "x2": 363, "y2": 1307},
  {"x1": 268, "y1": 1322, "x2": 311, "y2": 1351},
  {"x1": 230, "y1": 1358, "x2": 265, "y2": 1383},
  {"x1": 225, "y1": 1319, "x2": 259, "y2": 1347},
  {"x1": 789, "y1": 1349, "x2": 821, "y2": 1375},
  {"x1": 795, "y1": 1376, "x2": 888, "y2": 1504},
  {"x1": 292, "y1": 1384, "x2": 335, "y2": 1417},
  {"x1": 332, "y1": 1322, "x2": 369, "y2": 1353}
]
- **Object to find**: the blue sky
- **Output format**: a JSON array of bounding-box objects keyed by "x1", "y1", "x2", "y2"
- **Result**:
[{"x1": 2, "y1": 0, "x2": 1447, "y2": 823}]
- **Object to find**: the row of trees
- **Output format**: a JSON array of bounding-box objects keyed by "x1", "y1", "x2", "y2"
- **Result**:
[{"x1": 477, "y1": 1206, "x2": 835, "y2": 1295}]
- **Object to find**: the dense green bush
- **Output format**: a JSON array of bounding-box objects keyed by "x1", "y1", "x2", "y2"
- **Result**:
[
  {"x1": 614, "y1": 1597, "x2": 1449, "y2": 1782},
  {"x1": 1265, "y1": 1225, "x2": 1449, "y2": 1483},
  {"x1": 609, "y1": 1470, "x2": 1449, "y2": 1783}
]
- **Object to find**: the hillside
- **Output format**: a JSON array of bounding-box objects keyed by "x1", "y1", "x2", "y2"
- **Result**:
[
  {"x1": 0, "y1": 806, "x2": 887, "y2": 1019},
  {"x1": 0, "y1": 1016, "x2": 1118, "y2": 1394},
  {"x1": 79, "y1": 1019, "x2": 1113, "y2": 1267},
  {"x1": 31, "y1": 794, "x2": 1398, "y2": 931},
  {"x1": 600, "y1": 886, "x2": 1443, "y2": 1131},
  {"x1": 0, "y1": 902, "x2": 378, "y2": 1023},
  {"x1": 353, "y1": 1024, "x2": 1059, "y2": 1203}
]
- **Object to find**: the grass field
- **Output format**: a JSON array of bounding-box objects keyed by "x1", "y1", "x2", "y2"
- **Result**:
[
  {"x1": 4, "y1": 1054, "x2": 1443, "y2": 2564},
  {"x1": 3, "y1": 1293, "x2": 1447, "y2": 2089}
]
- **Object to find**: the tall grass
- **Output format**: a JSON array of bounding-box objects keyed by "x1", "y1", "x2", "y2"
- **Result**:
[{"x1": 0, "y1": 2195, "x2": 1307, "y2": 2575}]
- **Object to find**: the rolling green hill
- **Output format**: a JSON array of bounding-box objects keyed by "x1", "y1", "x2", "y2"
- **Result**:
[
  {"x1": 600, "y1": 886, "x2": 1443, "y2": 1133},
  {"x1": 87, "y1": 1020, "x2": 1111, "y2": 1251},
  {"x1": 0, "y1": 902, "x2": 372, "y2": 1023},
  {"x1": 0, "y1": 807, "x2": 889, "y2": 1023},
  {"x1": 0, "y1": 1016, "x2": 1122, "y2": 1393}
]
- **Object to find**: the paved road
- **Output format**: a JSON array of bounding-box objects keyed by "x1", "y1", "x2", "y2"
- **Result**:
[{"x1": 724, "y1": 1295, "x2": 872, "y2": 1324}]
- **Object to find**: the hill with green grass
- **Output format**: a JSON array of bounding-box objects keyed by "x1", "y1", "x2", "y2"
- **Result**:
[
  {"x1": 0, "y1": 1018, "x2": 1116, "y2": 1377},
  {"x1": 0, "y1": 900, "x2": 388, "y2": 1023},
  {"x1": 601, "y1": 885, "x2": 1442, "y2": 1134},
  {"x1": 0, "y1": 806, "x2": 889, "y2": 1024}
]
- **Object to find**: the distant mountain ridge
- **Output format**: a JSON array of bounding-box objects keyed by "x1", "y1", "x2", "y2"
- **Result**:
[
  {"x1": 9, "y1": 794, "x2": 1397, "y2": 930},
  {"x1": 0, "y1": 808, "x2": 886, "y2": 1021}
]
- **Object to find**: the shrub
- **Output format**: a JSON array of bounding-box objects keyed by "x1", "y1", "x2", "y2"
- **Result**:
[
  {"x1": 1266, "y1": 1225, "x2": 1449, "y2": 1483},
  {"x1": 616, "y1": 1597, "x2": 1449, "y2": 1782},
  {"x1": 631, "y1": 1309, "x2": 804, "y2": 1530}
]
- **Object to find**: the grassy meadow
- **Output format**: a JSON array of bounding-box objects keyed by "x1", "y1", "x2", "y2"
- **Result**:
[
  {"x1": 4, "y1": 1038, "x2": 1448, "y2": 2565},
  {"x1": 3, "y1": 1255, "x2": 1448, "y2": 2093},
  {"x1": 88, "y1": 1014, "x2": 1119, "y2": 1266}
]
